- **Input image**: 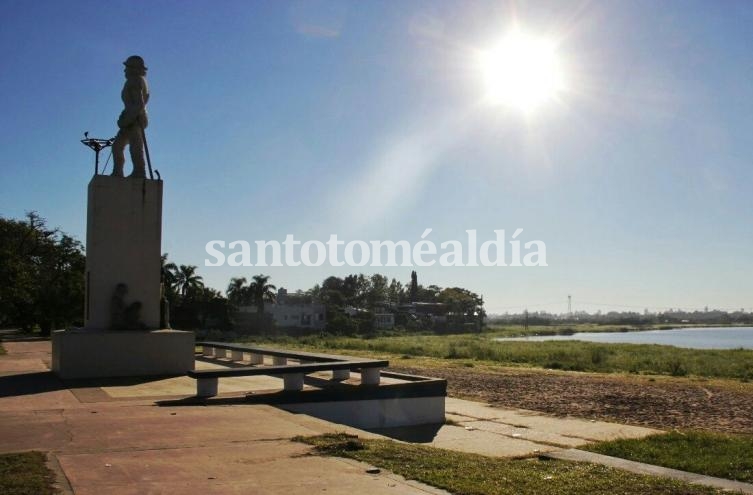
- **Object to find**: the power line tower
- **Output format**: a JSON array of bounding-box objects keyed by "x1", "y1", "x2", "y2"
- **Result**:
[{"x1": 568, "y1": 295, "x2": 572, "y2": 317}]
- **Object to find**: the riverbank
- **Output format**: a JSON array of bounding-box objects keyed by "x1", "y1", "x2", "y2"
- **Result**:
[
  {"x1": 242, "y1": 336, "x2": 753, "y2": 433},
  {"x1": 486, "y1": 323, "x2": 750, "y2": 338},
  {"x1": 256, "y1": 334, "x2": 753, "y2": 380},
  {"x1": 493, "y1": 326, "x2": 753, "y2": 350},
  {"x1": 391, "y1": 360, "x2": 753, "y2": 434}
]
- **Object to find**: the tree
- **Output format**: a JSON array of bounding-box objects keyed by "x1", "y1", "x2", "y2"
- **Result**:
[
  {"x1": 191, "y1": 286, "x2": 230, "y2": 329},
  {"x1": 35, "y1": 232, "x2": 86, "y2": 334},
  {"x1": 171, "y1": 285, "x2": 230, "y2": 330},
  {"x1": 387, "y1": 278, "x2": 404, "y2": 304},
  {"x1": 438, "y1": 287, "x2": 486, "y2": 330},
  {"x1": 416, "y1": 284, "x2": 442, "y2": 303},
  {"x1": 226, "y1": 277, "x2": 248, "y2": 308},
  {"x1": 368, "y1": 274, "x2": 388, "y2": 307},
  {"x1": 248, "y1": 274, "x2": 276, "y2": 314},
  {"x1": 409, "y1": 270, "x2": 418, "y2": 302},
  {"x1": 0, "y1": 212, "x2": 85, "y2": 334},
  {"x1": 161, "y1": 254, "x2": 179, "y2": 304},
  {"x1": 161, "y1": 254, "x2": 177, "y2": 290},
  {"x1": 319, "y1": 276, "x2": 345, "y2": 309},
  {"x1": 174, "y1": 264, "x2": 204, "y2": 297}
]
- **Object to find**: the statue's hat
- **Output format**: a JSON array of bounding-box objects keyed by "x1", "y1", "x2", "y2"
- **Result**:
[{"x1": 123, "y1": 55, "x2": 147, "y2": 71}]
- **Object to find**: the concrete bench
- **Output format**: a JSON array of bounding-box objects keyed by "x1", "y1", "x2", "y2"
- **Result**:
[
  {"x1": 197, "y1": 342, "x2": 371, "y2": 382},
  {"x1": 187, "y1": 359, "x2": 388, "y2": 397},
  {"x1": 198, "y1": 341, "x2": 356, "y2": 364}
]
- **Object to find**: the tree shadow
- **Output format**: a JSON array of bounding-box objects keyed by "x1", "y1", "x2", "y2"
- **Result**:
[{"x1": 0, "y1": 371, "x2": 186, "y2": 398}]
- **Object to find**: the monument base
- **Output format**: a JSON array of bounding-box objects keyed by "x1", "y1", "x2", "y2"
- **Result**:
[{"x1": 52, "y1": 329, "x2": 195, "y2": 380}]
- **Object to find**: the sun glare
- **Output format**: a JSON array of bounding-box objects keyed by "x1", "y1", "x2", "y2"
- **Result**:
[{"x1": 479, "y1": 28, "x2": 565, "y2": 113}]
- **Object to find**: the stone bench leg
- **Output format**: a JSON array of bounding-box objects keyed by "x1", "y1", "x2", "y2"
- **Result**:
[
  {"x1": 332, "y1": 369, "x2": 350, "y2": 381},
  {"x1": 230, "y1": 350, "x2": 244, "y2": 361},
  {"x1": 273, "y1": 356, "x2": 287, "y2": 365},
  {"x1": 214, "y1": 348, "x2": 227, "y2": 359},
  {"x1": 197, "y1": 377, "x2": 218, "y2": 397},
  {"x1": 361, "y1": 368, "x2": 381, "y2": 386},
  {"x1": 249, "y1": 353, "x2": 264, "y2": 365},
  {"x1": 283, "y1": 373, "x2": 304, "y2": 391},
  {"x1": 202, "y1": 346, "x2": 213, "y2": 357}
]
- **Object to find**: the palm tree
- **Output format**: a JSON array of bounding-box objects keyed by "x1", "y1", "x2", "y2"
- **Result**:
[
  {"x1": 175, "y1": 264, "x2": 204, "y2": 297},
  {"x1": 161, "y1": 254, "x2": 178, "y2": 296},
  {"x1": 248, "y1": 274, "x2": 276, "y2": 314},
  {"x1": 226, "y1": 277, "x2": 248, "y2": 307}
]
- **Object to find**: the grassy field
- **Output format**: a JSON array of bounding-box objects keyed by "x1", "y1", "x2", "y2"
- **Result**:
[
  {"x1": 296, "y1": 433, "x2": 722, "y2": 495},
  {"x1": 0, "y1": 451, "x2": 56, "y2": 495},
  {"x1": 586, "y1": 431, "x2": 753, "y2": 483},
  {"x1": 249, "y1": 333, "x2": 753, "y2": 380}
]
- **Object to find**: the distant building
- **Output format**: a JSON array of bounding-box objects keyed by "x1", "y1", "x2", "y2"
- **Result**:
[
  {"x1": 373, "y1": 313, "x2": 395, "y2": 329},
  {"x1": 399, "y1": 302, "x2": 449, "y2": 324},
  {"x1": 238, "y1": 288, "x2": 326, "y2": 330}
]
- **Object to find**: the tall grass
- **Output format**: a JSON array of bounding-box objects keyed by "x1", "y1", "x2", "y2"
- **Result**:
[{"x1": 255, "y1": 334, "x2": 753, "y2": 380}]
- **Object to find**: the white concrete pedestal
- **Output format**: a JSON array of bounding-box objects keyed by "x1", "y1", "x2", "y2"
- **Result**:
[
  {"x1": 52, "y1": 329, "x2": 195, "y2": 379},
  {"x1": 52, "y1": 175, "x2": 196, "y2": 380},
  {"x1": 85, "y1": 175, "x2": 162, "y2": 330}
]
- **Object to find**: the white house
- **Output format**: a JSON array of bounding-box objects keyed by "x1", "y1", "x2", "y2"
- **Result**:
[{"x1": 239, "y1": 288, "x2": 326, "y2": 330}]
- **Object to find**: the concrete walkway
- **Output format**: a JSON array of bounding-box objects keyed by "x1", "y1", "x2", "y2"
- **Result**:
[{"x1": 436, "y1": 397, "x2": 659, "y2": 457}]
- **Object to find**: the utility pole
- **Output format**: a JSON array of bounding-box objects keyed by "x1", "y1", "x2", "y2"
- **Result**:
[{"x1": 568, "y1": 295, "x2": 572, "y2": 317}]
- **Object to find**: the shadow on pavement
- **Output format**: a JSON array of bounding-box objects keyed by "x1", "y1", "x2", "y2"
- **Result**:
[
  {"x1": 0, "y1": 328, "x2": 51, "y2": 342},
  {"x1": 0, "y1": 371, "x2": 184, "y2": 398},
  {"x1": 367, "y1": 423, "x2": 444, "y2": 443},
  {"x1": 0, "y1": 371, "x2": 67, "y2": 397}
]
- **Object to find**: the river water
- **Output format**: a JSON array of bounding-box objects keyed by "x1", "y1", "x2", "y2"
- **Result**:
[{"x1": 494, "y1": 326, "x2": 753, "y2": 350}]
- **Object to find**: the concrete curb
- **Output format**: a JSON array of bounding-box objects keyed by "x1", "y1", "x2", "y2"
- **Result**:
[
  {"x1": 543, "y1": 449, "x2": 753, "y2": 494},
  {"x1": 46, "y1": 452, "x2": 75, "y2": 495}
]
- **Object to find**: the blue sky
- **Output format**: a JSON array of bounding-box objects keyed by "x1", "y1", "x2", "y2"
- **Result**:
[{"x1": 1, "y1": 0, "x2": 752, "y2": 314}]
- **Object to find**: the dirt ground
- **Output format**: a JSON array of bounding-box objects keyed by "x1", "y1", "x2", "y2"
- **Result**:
[{"x1": 393, "y1": 364, "x2": 753, "y2": 434}]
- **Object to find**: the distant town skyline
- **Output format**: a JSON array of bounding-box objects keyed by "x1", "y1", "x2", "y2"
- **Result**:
[{"x1": 1, "y1": 0, "x2": 752, "y2": 314}]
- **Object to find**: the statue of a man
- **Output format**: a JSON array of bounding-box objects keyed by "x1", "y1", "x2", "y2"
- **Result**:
[{"x1": 112, "y1": 55, "x2": 150, "y2": 178}]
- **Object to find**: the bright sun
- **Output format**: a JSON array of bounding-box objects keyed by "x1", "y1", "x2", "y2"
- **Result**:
[{"x1": 479, "y1": 28, "x2": 565, "y2": 113}]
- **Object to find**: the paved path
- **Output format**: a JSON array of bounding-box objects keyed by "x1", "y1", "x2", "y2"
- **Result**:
[
  {"x1": 436, "y1": 397, "x2": 659, "y2": 457},
  {"x1": 0, "y1": 340, "x2": 447, "y2": 495}
]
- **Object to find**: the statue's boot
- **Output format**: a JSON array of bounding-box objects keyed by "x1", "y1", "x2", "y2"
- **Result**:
[{"x1": 129, "y1": 168, "x2": 147, "y2": 179}]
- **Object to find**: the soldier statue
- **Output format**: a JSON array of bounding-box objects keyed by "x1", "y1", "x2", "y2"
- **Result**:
[{"x1": 112, "y1": 55, "x2": 150, "y2": 178}]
